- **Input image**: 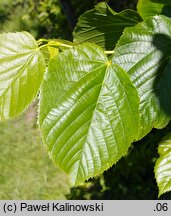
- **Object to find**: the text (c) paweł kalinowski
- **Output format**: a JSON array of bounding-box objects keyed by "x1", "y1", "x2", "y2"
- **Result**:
[{"x1": 20, "y1": 202, "x2": 104, "y2": 212}]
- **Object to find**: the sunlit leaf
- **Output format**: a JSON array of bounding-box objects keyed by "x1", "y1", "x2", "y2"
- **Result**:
[
  {"x1": 0, "y1": 32, "x2": 46, "y2": 119},
  {"x1": 48, "y1": 41, "x2": 59, "y2": 59},
  {"x1": 112, "y1": 15, "x2": 171, "y2": 139},
  {"x1": 137, "y1": 0, "x2": 171, "y2": 19},
  {"x1": 155, "y1": 132, "x2": 171, "y2": 197},
  {"x1": 39, "y1": 43, "x2": 140, "y2": 185}
]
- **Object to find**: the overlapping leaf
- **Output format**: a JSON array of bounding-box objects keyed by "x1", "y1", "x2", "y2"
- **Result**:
[
  {"x1": 39, "y1": 43, "x2": 140, "y2": 185},
  {"x1": 112, "y1": 15, "x2": 171, "y2": 140},
  {"x1": 0, "y1": 32, "x2": 46, "y2": 119},
  {"x1": 155, "y1": 132, "x2": 171, "y2": 197},
  {"x1": 137, "y1": 0, "x2": 171, "y2": 19},
  {"x1": 73, "y1": 2, "x2": 142, "y2": 50},
  {"x1": 47, "y1": 41, "x2": 59, "y2": 59}
]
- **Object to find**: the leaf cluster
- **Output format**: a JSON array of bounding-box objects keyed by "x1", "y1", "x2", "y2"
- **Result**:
[{"x1": 1, "y1": 0, "x2": 171, "y2": 197}]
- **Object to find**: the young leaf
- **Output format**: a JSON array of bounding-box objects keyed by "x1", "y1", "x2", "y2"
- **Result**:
[
  {"x1": 155, "y1": 132, "x2": 171, "y2": 197},
  {"x1": 137, "y1": 0, "x2": 171, "y2": 20},
  {"x1": 112, "y1": 15, "x2": 171, "y2": 140},
  {"x1": 47, "y1": 41, "x2": 59, "y2": 59},
  {"x1": 73, "y1": 2, "x2": 142, "y2": 50},
  {"x1": 39, "y1": 43, "x2": 140, "y2": 186},
  {"x1": 0, "y1": 32, "x2": 46, "y2": 119}
]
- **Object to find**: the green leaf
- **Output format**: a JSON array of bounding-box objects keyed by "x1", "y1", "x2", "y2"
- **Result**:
[
  {"x1": 137, "y1": 0, "x2": 171, "y2": 19},
  {"x1": 47, "y1": 41, "x2": 59, "y2": 59},
  {"x1": 40, "y1": 39, "x2": 76, "y2": 62},
  {"x1": 155, "y1": 132, "x2": 171, "y2": 197},
  {"x1": 73, "y1": 2, "x2": 142, "y2": 50},
  {"x1": 112, "y1": 15, "x2": 171, "y2": 140},
  {"x1": 39, "y1": 43, "x2": 140, "y2": 186},
  {"x1": 0, "y1": 32, "x2": 46, "y2": 119}
]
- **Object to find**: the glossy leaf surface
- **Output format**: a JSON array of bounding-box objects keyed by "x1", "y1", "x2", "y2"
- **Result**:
[
  {"x1": 112, "y1": 15, "x2": 171, "y2": 139},
  {"x1": 73, "y1": 2, "x2": 142, "y2": 50},
  {"x1": 155, "y1": 132, "x2": 171, "y2": 197},
  {"x1": 39, "y1": 43, "x2": 139, "y2": 185},
  {"x1": 0, "y1": 32, "x2": 46, "y2": 119},
  {"x1": 137, "y1": 0, "x2": 171, "y2": 19}
]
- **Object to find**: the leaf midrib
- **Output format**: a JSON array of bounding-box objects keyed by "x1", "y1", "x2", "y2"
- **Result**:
[
  {"x1": 73, "y1": 64, "x2": 108, "y2": 185},
  {"x1": 41, "y1": 63, "x2": 106, "y2": 126}
]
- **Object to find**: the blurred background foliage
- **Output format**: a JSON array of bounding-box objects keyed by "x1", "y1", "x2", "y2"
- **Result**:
[
  {"x1": 0, "y1": 0, "x2": 137, "y2": 39},
  {"x1": 0, "y1": 0, "x2": 171, "y2": 200}
]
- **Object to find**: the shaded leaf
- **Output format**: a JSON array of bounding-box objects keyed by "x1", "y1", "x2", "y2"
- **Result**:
[
  {"x1": 73, "y1": 2, "x2": 142, "y2": 50},
  {"x1": 112, "y1": 15, "x2": 171, "y2": 139},
  {"x1": 0, "y1": 32, "x2": 46, "y2": 119},
  {"x1": 137, "y1": 0, "x2": 171, "y2": 19},
  {"x1": 39, "y1": 43, "x2": 140, "y2": 185},
  {"x1": 155, "y1": 132, "x2": 171, "y2": 197},
  {"x1": 40, "y1": 46, "x2": 50, "y2": 65}
]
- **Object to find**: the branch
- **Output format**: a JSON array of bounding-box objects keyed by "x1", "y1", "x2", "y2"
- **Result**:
[{"x1": 58, "y1": 0, "x2": 77, "y2": 31}]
